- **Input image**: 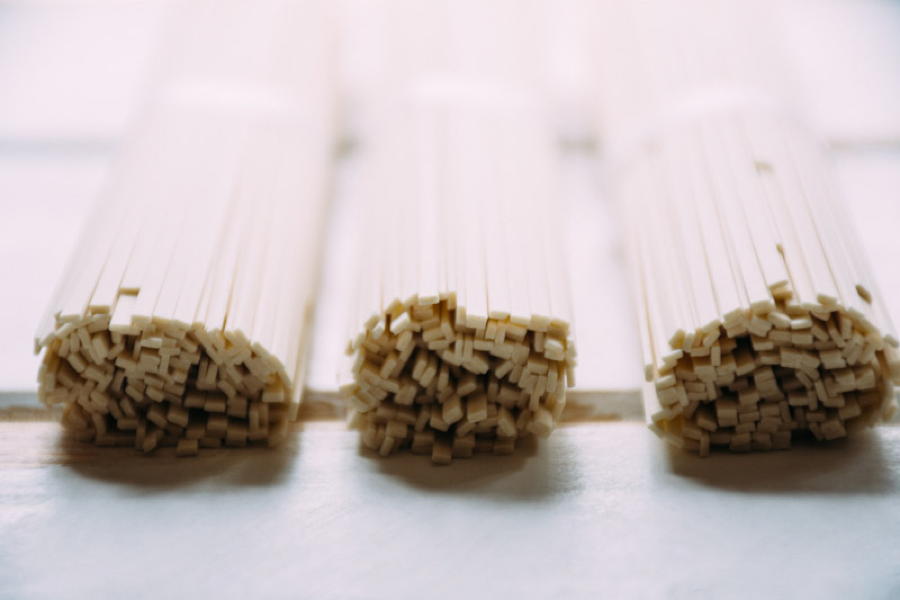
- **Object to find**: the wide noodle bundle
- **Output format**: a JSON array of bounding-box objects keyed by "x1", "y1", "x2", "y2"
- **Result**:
[
  {"x1": 594, "y1": 0, "x2": 900, "y2": 454},
  {"x1": 34, "y1": 0, "x2": 336, "y2": 455},
  {"x1": 624, "y1": 112, "x2": 900, "y2": 455}
]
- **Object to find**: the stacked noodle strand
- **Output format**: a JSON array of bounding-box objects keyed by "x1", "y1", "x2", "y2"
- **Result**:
[{"x1": 341, "y1": 88, "x2": 577, "y2": 464}]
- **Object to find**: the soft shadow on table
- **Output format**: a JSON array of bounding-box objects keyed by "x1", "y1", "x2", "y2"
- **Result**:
[
  {"x1": 359, "y1": 433, "x2": 581, "y2": 503},
  {"x1": 664, "y1": 430, "x2": 898, "y2": 495},
  {"x1": 55, "y1": 429, "x2": 299, "y2": 490}
]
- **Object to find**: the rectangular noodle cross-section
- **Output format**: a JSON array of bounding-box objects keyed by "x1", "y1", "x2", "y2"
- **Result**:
[{"x1": 342, "y1": 87, "x2": 577, "y2": 464}]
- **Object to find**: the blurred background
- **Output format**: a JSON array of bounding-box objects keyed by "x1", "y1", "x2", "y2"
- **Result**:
[{"x1": 1, "y1": 0, "x2": 899, "y2": 395}]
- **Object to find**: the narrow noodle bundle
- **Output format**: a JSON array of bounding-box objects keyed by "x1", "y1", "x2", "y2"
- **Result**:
[
  {"x1": 34, "y1": 0, "x2": 335, "y2": 455},
  {"x1": 592, "y1": 0, "x2": 900, "y2": 454},
  {"x1": 341, "y1": 87, "x2": 576, "y2": 464}
]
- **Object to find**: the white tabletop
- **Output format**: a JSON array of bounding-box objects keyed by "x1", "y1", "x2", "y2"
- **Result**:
[{"x1": 2, "y1": 420, "x2": 900, "y2": 599}]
